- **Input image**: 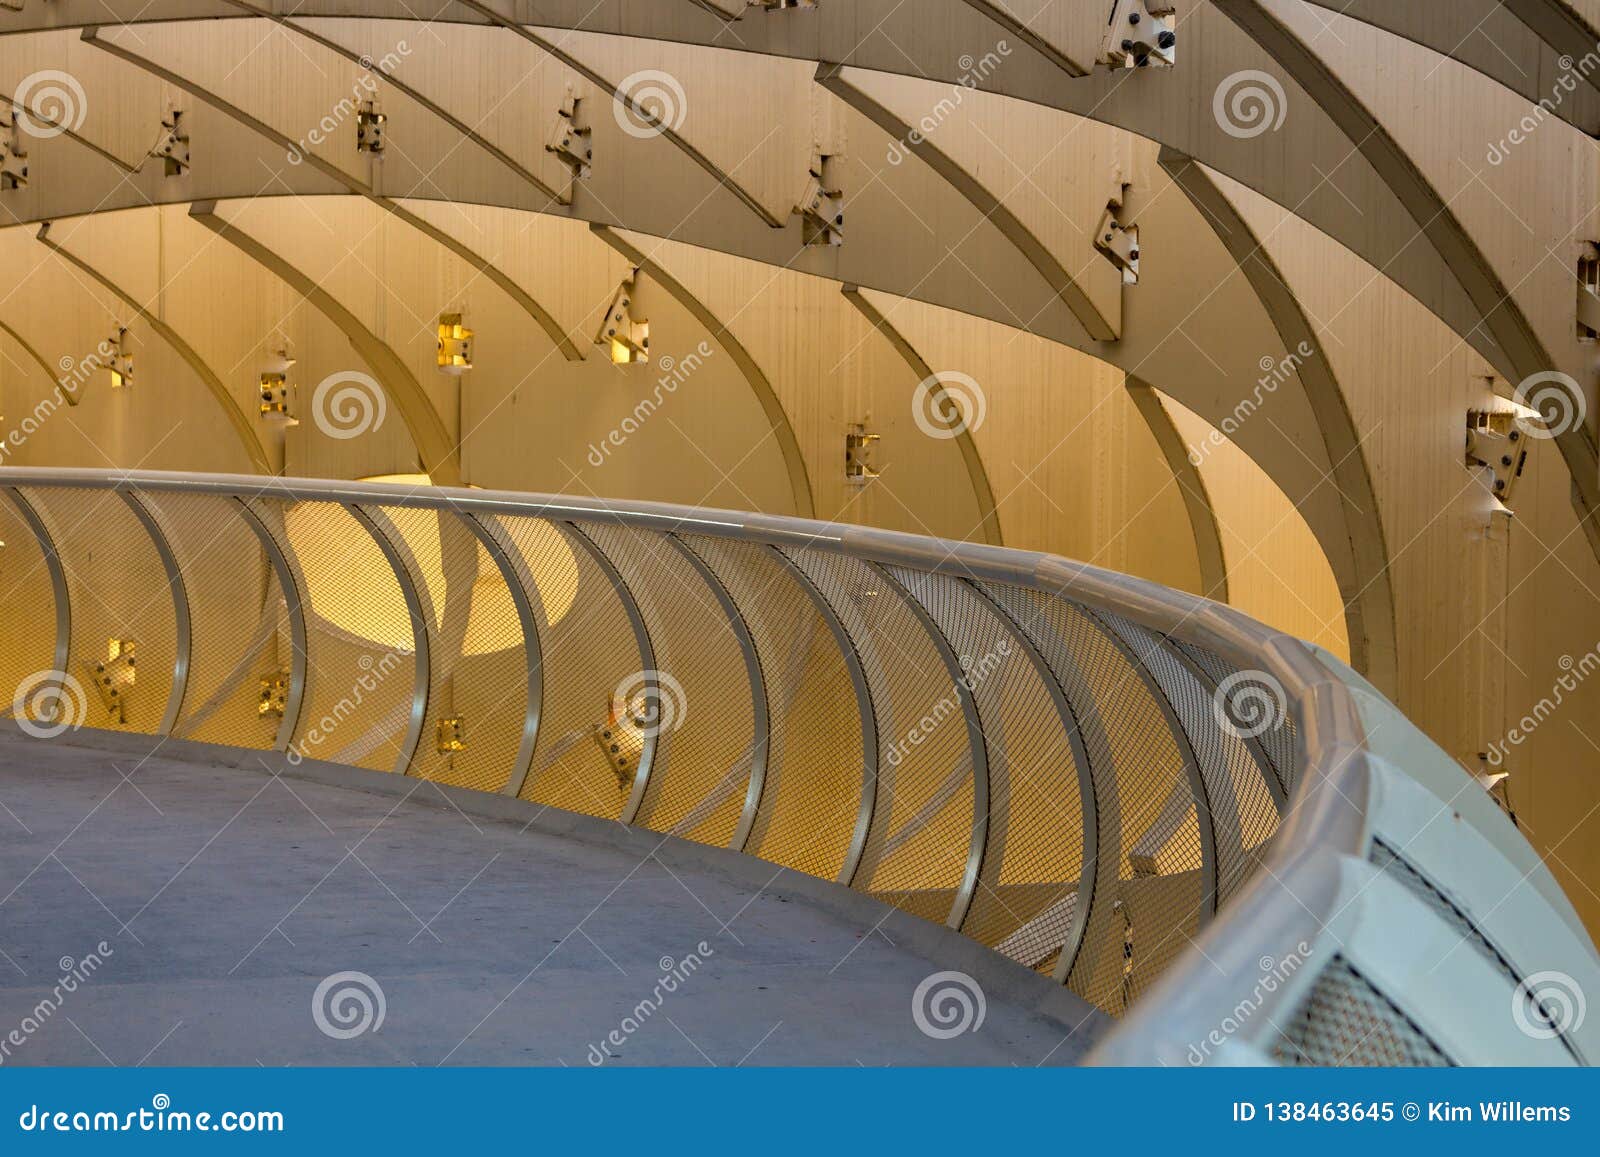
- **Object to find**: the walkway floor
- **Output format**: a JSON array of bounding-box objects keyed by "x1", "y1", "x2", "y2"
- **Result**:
[{"x1": 0, "y1": 731, "x2": 1102, "y2": 1066}]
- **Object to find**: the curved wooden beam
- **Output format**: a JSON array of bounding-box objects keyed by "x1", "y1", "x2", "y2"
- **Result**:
[
  {"x1": 13, "y1": 1, "x2": 1559, "y2": 389},
  {"x1": 1302, "y1": 0, "x2": 1600, "y2": 134},
  {"x1": 1212, "y1": 0, "x2": 1600, "y2": 562},
  {"x1": 1123, "y1": 378, "x2": 1229, "y2": 606},
  {"x1": 217, "y1": 0, "x2": 566, "y2": 204},
  {"x1": 819, "y1": 64, "x2": 1118, "y2": 343},
  {"x1": 1502, "y1": 0, "x2": 1600, "y2": 98},
  {"x1": 187, "y1": 202, "x2": 462, "y2": 486},
  {"x1": 383, "y1": 201, "x2": 585, "y2": 362},
  {"x1": 453, "y1": 0, "x2": 786, "y2": 229},
  {"x1": 591, "y1": 223, "x2": 813, "y2": 518},
  {"x1": 1159, "y1": 148, "x2": 1397, "y2": 694},
  {"x1": 81, "y1": 24, "x2": 583, "y2": 363},
  {"x1": 953, "y1": 0, "x2": 1089, "y2": 78},
  {"x1": 4, "y1": 97, "x2": 138, "y2": 173},
  {"x1": 34, "y1": 222, "x2": 273, "y2": 474},
  {"x1": 839, "y1": 284, "x2": 1002, "y2": 546},
  {"x1": 0, "y1": 315, "x2": 64, "y2": 390}
]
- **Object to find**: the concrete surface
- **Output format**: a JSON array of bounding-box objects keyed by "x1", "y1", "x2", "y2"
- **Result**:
[{"x1": 0, "y1": 728, "x2": 1105, "y2": 1066}]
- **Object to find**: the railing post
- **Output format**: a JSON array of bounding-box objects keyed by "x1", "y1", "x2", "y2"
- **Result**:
[
  {"x1": 347, "y1": 504, "x2": 432, "y2": 777},
  {"x1": 768, "y1": 547, "x2": 878, "y2": 884},
  {"x1": 233, "y1": 497, "x2": 309, "y2": 755},
  {"x1": 564, "y1": 522, "x2": 658, "y2": 824},
  {"x1": 119, "y1": 490, "x2": 191, "y2": 737},
  {"x1": 869, "y1": 563, "x2": 989, "y2": 931},
  {"x1": 4, "y1": 486, "x2": 70, "y2": 693},
  {"x1": 665, "y1": 535, "x2": 770, "y2": 853},
  {"x1": 462, "y1": 512, "x2": 545, "y2": 800}
]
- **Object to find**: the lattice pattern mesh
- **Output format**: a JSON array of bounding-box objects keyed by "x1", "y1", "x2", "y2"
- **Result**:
[
  {"x1": 785, "y1": 547, "x2": 972, "y2": 923},
  {"x1": 583, "y1": 526, "x2": 758, "y2": 847},
  {"x1": 886, "y1": 567, "x2": 1085, "y2": 969},
  {"x1": 20, "y1": 486, "x2": 177, "y2": 735},
  {"x1": 266, "y1": 498, "x2": 416, "y2": 772},
  {"x1": 0, "y1": 493, "x2": 63, "y2": 716},
  {"x1": 1096, "y1": 610, "x2": 1281, "y2": 908},
  {"x1": 684, "y1": 536, "x2": 862, "y2": 881},
  {"x1": 5, "y1": 482, "x2": 1347, "y2": 1026},
  {"x1": 376, "y1": 507, "x2": 527, "y2": 793},
  {"x1": 1272, "y1": 957, "x2": 1451, "y2": 1066},
  {"x1": 1175, "y1": 638, "x2": 1299, "y2": 798},
  {"x1": 143, "y1": 491, "x2": 282, "y2": 750},
  {"x1": 494, "y1": 516, "x2": 643, "y2": 820},
  {"x1": 981, "y1": 584, "x2": 1206, "y2": 1012}
]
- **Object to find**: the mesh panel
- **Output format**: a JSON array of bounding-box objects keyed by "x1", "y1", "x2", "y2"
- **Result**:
[
  {"x1": 982, "y1": 584, "x2": 1205, "y2": 1013},
  {"x1": 140, "y1": 491, "x2": 284, "y2": 750},
  {"x1": 885, "y1": 567, "x2": 1085, "y2": 968},
  {"x1": 1095, "y1": 610, "x2": 1281, "y2": 908},
  {"x1": 264, "y1": 498, "x2": 416, "y2": 772},
  {"x1": 0, "y1": 493, "x2": 63, "y2": 715},
  {"x1": 1175, "y1": 638, "x2": 1299, "y2": 798},
  {"x1": 682, "y1": 536, "x2": 862, "y2": 881},
  {"x1": 1272, "y1": 957, "x2": 1451, "y2": 1066},
  {"x1": 784, "y1": 547, "x2": 972, "y2": 924},
  {"x1": 493, "y1": 516, "x2": 644, "y2": 820},
  {"x1": 583, "y1": 525, "x2": 757, "y2": 846},
  {"x1": 19, "y1": 486, "x2": 177, "y2": 735},
  {"x1": 373, "y1": 507, "x2": 526, "y2": 793}
]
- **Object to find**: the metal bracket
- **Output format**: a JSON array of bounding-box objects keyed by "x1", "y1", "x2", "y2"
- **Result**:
[
  {"x1": 436, "y1": 312, "x2": 474, "y2": 375},
  {"x1": 796, "y1": 152, "x2": 844, "y2": 247},
  {"x1": 1095, "y1": 182, "x2": 1140, "y2": 284},
  {"x1": 545, "y1": 85, "x2": 591, "y2": 201},
  {"x1": 153, "y1": 105, "x2": 190, "y2": 176},
  {"x1": 85, "y1": 640, "x2": 136, "y2": 724},
  {"x1": 1100, "y1": 0, "x2": 1176, "y2": 69},
  {"x1": 845, "y1": 423, "x2": 880, "y2": 485},
  {"x1": 356, "y1": 100, "x2": 386, "y2": 154},
  {"x1": 259, "y1": 671, "x2": 290, "y2": 718},
  {"x1": 1, "y1": 114, "x2": 28, "y2": 190},
  {"x1": 596, "y1": 277, "x2": 649, "y2": 364},
  {"x1": 1466, "y1": 409, "x2": 1529, "y2": 513}
]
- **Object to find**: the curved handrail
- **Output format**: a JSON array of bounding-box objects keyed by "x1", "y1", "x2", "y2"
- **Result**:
[{"x1": 0, "y1": 466, "x2": 1593, "y2": 1066}]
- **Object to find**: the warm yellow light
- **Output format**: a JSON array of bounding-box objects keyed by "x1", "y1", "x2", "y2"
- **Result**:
[{"x1": 610, "y1": 337, "x2": 634, "y2": 365}]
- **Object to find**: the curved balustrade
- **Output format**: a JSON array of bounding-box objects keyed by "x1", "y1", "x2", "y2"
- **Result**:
[{"x1": 0, "y1": 467, "x2": 1595, "y2": 1066}]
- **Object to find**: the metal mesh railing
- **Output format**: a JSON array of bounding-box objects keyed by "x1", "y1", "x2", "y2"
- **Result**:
[{"x1": 0, "y1": 469, "x2": 1589, "y2": 1068}]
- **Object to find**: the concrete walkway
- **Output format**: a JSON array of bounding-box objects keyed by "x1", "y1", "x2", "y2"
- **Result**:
[{"x1": 0, "y1": 730, "x2": 1104, "y2": 1066}]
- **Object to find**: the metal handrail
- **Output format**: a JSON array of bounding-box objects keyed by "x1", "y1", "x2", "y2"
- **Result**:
[{"x1": 0, "y1": 466, "x2": 1588, "y2": 1065}]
